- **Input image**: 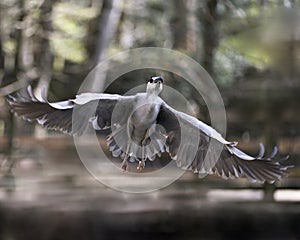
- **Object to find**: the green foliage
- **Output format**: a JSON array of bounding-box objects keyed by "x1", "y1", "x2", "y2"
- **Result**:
[
  {"x1": 54, "y1": 2, "x2": 98, "y2": 20},
  {"x1": 223, "y1": 36, "x2": 271, "y2": 66},
  {"x1": 3, "y1": 40, "x2": 16, "y2": 55},
  {"x1": 51, "y1": 36, "x2": 87, "y2": 63},
  {"x1": 51, "y1": 3, "x2": 98, "y2": 63},
  {"x1": 214, "y1": 51, "x2": 234, "y2": 86}
]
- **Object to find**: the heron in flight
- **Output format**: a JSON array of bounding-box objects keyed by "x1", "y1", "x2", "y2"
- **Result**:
[{"x1": 8, "y1": 76, "x2": 291, "y2": 183}]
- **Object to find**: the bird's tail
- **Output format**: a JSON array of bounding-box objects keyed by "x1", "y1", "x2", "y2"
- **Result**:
[{"x1": 107, "y1": 124, "x2": 166, "y2": 162}]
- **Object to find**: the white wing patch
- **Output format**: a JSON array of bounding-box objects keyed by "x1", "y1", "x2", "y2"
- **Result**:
[{"x1": 74, "y1": 93, "x2": 122, "y2": 105}]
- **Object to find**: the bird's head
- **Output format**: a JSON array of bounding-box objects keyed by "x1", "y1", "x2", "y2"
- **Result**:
[{"x1": 146, "y1": 76, "x2": 164, "y2": 96}]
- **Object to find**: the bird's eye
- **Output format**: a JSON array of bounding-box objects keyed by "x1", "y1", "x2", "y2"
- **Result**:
[{"x1": 148, "y1": 78, "x2": 153, "y2": 83}]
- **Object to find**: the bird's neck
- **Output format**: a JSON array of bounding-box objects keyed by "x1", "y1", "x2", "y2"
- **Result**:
[{"x1": 146, "y1": 91, "x2": 158, "y2": 102}]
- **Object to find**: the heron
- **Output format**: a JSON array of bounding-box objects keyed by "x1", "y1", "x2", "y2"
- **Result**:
[{"x1": 7, "y1": 76, "x2": 291, "y2": 183}]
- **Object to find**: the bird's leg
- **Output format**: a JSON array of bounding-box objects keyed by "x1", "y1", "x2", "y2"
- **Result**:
[
  {"x1": 121, "y1": 158, "x2": 128, "y2": 171},
  {"x1": 121, "y1": 140, "x2": 131, "y2": 171},
  {"x1": 122, "y1": 123, "x2": 134, "y2": 171},
  {"x1": 137, "y1": 132, "x2": 151, "y2": 171},
  {"x1": 121, "y1": 159, "x2": 127, "y2": 171},
  {"x1": 137, "y1": 145, "x2": 146, "y2": 171}
]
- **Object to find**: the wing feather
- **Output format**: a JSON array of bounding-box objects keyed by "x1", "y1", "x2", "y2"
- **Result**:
[
  {"x1": 7, "y1": 86, "x2": 135, "y2": 135},
  {"x1": 157, "y1": 101, "x2": 291, "y2": 183}
]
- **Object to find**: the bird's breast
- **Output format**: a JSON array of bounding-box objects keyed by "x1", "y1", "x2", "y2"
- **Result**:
[{"x1": 130, "y1": 103, "x2": 159, "y2": 129}]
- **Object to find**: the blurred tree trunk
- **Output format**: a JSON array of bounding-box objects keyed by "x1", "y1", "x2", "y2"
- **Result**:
[
  {"x1": 93, "y1": 0, "x2": 123, "y2": 64},
  {"x1": 0, "y1": 39, "x2": 4, "y2": 68},
  {"x1": 34, "y1": 0, "x2": 56, "y2": 98},
  {"x1": 0, "y1": 0, "x2": 27, "y2": 192},
  {"x1": 31, "y1": 0, "x2": 56, "y2": 139},
  {"x1": 6, "y1": 0, "x2": 26, "y2": 140},
  {"x1": 283, "y1": 0, "x2": 296, "y2": 82},
  {"x1": 171, "y1": 0, "x2": 188, "y2": 50},
  {"x1": 14, "y1": 0, "x2": 25, "y2": 72},
  {"x1": 85, "y1": 0, "x2": 123, "y2": 92},
  {"x1": 285, "y1": 38, "x2": 296, "y2": 83},
  {"x1": 263, "y1": 108, "x2": 278, "y2": 202},
  {"x1": 0, "y1": 39, "x2": 4, "y2": 84},
  {"x1": 199, "y1": 0, "x2": 219, "y2": 77}
]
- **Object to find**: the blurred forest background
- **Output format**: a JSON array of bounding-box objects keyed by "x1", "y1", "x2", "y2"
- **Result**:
[{"x1": 0, "y1": 0, "x2": 299, "y2": 239}]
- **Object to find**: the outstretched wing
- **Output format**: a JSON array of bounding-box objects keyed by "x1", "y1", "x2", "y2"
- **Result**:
[
  {"x1": 7, "y1": 86, "x2": 135, "y2": 135},
  {"x1": 156, "y1": 101, "x2": 291, "y2": 183}
]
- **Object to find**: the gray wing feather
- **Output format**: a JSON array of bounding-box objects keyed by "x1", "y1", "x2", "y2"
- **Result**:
[
  {"x1": 7, "y1": 86, "x2": 135, "y2": 135},
  {"x1": 157, "y1": 101, "x2": 291, "y2": 183},
  {"x1": 7, "y1": 86, "x2": 75, "y2": 134}
]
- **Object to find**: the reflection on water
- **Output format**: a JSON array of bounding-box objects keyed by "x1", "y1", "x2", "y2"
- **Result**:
[
  {"x1": 0, "y1": 136, "x2": 299, "y2": 239},
  {"x1": 274, "y1": 190, "x2": 300, "y2": 202}
]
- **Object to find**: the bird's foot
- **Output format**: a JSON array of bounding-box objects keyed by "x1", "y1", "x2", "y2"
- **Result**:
[
  {"x1": 121, "y1": 159, "x2": 128, "y2": 171},
  {"x1": 137, "y1": 160, "x2": 145, "y2": 172}
]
